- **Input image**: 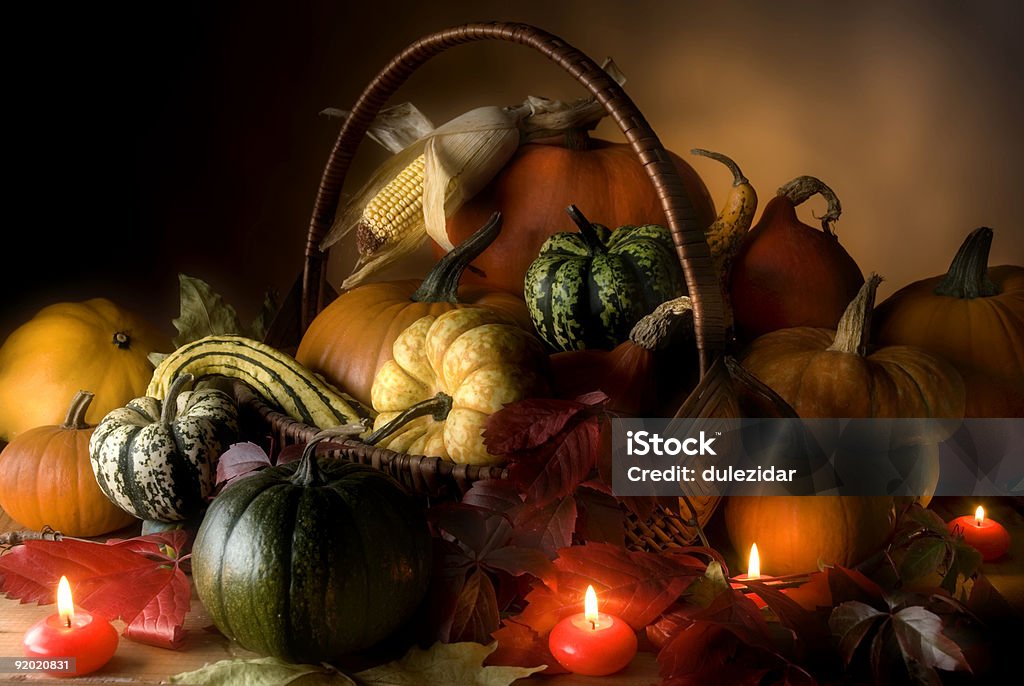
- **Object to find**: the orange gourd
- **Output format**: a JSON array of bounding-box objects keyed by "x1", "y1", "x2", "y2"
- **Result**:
[
  {"x1": 549, "y1": 297, "x2": 697, "y2": 416},
  {"x1": 873, "y1": 227, "x2": 1024, "y2": 417},
  {"x1": 297, "y1": 213, "x2": 532, "y2": 406},
  {"x1": 437, "y1": 135, "x2": 716, "y2": 295},
  {"x1": 0, "y1": 391, "x2": 136, "y2": 536}
]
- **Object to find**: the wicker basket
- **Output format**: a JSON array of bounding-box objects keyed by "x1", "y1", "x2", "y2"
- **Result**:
[{"x1": 249, "y1": 21, "x2": 738, "y2": 549}]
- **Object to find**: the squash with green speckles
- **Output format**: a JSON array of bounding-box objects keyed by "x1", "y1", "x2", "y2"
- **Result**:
[
  {"x1": 190, "y1": 431, "x2": 432, "y2": 663},
  {"x1": 89, "y1": 373, "x2": 238, "y2": 522},
  {"x1": 524, "y1": 205, "x2": 686, "y2": 352}
]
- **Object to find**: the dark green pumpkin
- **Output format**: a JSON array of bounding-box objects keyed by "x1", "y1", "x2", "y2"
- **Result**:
[
  {"x1": 190, "y1": 431, "x2": 432, "y2": 664},
  {"x1": 524, "y1": 205, "x2": 686, "y2": 351}
]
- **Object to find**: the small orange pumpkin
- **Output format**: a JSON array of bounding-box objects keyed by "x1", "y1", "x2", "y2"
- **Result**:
[
  {"x1": 0, "y1": 391, "x2": 136, "y2": 536},
  {"x1": 297, "y1": 213, "x2": 532, "y2": 406},
  {"x1": 438, "y1": 134, "x2": 716, "y2": 295}
]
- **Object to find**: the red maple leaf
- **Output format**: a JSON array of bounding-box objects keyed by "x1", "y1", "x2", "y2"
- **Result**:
[{"x1": 0, "y1": 531, "x2": 191, "y2": 649}]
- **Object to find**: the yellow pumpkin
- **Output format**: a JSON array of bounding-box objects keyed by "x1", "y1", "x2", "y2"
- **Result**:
[
  {"x1": 0, "y1": 299, "x2": 169, "y2": 441},
  {"x1": 370, "y1": 308, "x2": 550, "y2": 466}
]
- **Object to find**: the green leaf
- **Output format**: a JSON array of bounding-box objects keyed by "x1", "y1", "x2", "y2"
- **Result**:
[
  {"x1": 685, "y1": 560, "x2": 729, "y2": 608},
  {"x1": 169, "y1": 657, "x2": 355, "y2": 686},
  {"x1": 171, "y1": 274, "x2": 244, "y2": 347},
  {"x1": 940, "y1": 542, "x2": 982, "y2": 599},
  {"x1": 891, "y1": 606, "x2": 970, "y2": 674},
  {"x1": 250, "y1": 288, "x2": 280, "y2": 342},
  {"x1": 354, "y1": 641, "x2": 545, "y2": 686},
  {"x1": 829, "y1": 600, "x2": 886, "y2": 666},
  {"x1": 898, "y1": 537, "x2": 948, "y2": 584}
]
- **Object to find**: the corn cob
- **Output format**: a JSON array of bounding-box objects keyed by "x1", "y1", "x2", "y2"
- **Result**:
[{"x1": 354, "y1": 153, "x2": 426, "y2": 256}]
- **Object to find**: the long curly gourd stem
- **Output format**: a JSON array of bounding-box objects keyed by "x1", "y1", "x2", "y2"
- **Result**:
[
  {"x1": 777, "y1": 175, "x2": 842, "y2": 236},
  {"x1": 691, "y1": 148, "x2": 748, "y2": 186}
]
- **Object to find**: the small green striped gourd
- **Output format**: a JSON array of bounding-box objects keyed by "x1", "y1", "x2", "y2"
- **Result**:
[
  {"x1": 89, "y1": 373, "x2": 238, "y2": 522},
  {"x1": 148, "y1": 334, "x2": 372, "y2": 431},
  {"x1": 525, "y1": 205, "x2": 686, "y2": 351},
  {"x1": 191, "y1": 431, "x2": 432, "y2": 663}
]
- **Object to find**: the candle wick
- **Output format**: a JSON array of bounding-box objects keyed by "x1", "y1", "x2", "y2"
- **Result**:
[
  {"x1": 65, "y1": 616, "x2": 71, "y2": 628},
  {"x1": 590, "y1": 619, "x2": 597, "y2": 631}
]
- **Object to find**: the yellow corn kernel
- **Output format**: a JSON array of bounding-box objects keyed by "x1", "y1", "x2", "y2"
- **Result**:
[{"x1": 355, "y1": 154, "x2": 426, "y2": 255}]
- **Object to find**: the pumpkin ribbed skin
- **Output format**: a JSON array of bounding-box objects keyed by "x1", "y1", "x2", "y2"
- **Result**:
[
  {"x1": 191, "y1": 458, "x2": 431, "y2": 663},
  {"x1": 297, "y1": 281, "x2": 530, "y2": 406},
  {"x1": 439, "y1": 138, "x2": 716, "y2": 295},
  {"x1": 739, "y1": 328, "x2": 965, "y2": 420},
  {"x1": 0, "y1": 298, "x2": 168, "y2": 441},
  {"x1": 89, "y1": 380, "x2": 238, "y2": 522},
  {"x1": 525, "y1": 217, "x2": 685, "y2": 351},
  {"x1": 0, "y1": 392, "x2": 135, "y2": 536},
  {"x1": 725, "y1": 496, "x2": 894, "y2": 576}
]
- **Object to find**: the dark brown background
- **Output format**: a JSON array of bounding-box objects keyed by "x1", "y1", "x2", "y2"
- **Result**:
[{"x1": 5, "y1": 0, "x2": 1023, "y2": 344}]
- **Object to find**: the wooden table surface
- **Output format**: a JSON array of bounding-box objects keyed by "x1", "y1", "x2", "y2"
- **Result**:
[{"x1": 2, "y1": 499, "x2": 1021, "y2": 685}]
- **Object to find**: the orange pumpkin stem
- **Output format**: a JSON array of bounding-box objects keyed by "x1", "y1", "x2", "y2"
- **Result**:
[
  {"x1": 411, "y1": 212, "x2": 502, "y2": 303},
  {"x1": 934, "y1": 227, "x2": 999, "y2": 299},
  {"x1": 776, "y1": 176, "x2": 842, "y2": 237},
  {"x1": 60, "y1": 391, "x2": 95, "y2": 430},
  {"x1": 629, "y1": 297, "x2": 693, "y2": 351},
  {"x1": 828, "y1": 274, "x2": 882, "y2": 356}
]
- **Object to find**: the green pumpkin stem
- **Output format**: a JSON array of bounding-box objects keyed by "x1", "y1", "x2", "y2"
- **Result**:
[
  {"x1": 934, "y1": 227, "x2": 999, "y2": 299},
  {"x1": 777, "y1": 176, "x2": 842, "y2": 236},
  {"x1": 691, "y1": 149, "x2": 749, "y2": 186},
  {"x1": 566, "y1": 205, "x2": 607, "y2": 254},
  {"x1": 828, "y1": 274, "x2": 882, "y2": 356},
  {"x1": 364, "y1": 392, "x2": 454, "y2": 447},
  {"x1": 161, "y1": 373, "x2": 194, "y2": 425},
  {"x1": 61, "y1": 390, "x2": 95, "y2": 429},
  {"x1": 411, "y1": 212, "x2": 502, "y2": 303},
  {"x1": 293, "y1": 425, "x2": 367, "y2": 487}
]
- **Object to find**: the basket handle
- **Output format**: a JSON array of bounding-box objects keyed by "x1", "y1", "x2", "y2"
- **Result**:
[{"x1": 301, "y1": 21, "x2": 726, "y2": 375}]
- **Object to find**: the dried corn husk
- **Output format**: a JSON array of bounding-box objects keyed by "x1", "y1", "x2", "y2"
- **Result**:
[{"x1": 322, "y1": 60, "x2": 627, "y2": 290}]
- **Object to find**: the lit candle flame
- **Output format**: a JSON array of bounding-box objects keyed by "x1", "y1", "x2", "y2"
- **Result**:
[
  {"x1": 748, "y1": 543, "x2": 761, "y2": 579},
  {"x1": 584, "y1": 585, "x2": 599, "y2": 629},
  {"x1": 57, "y1": 576, "x2": 74, "y2": 627},
  {"x1": 975, "y1": 506, "x2": 985, "y2": 527}
]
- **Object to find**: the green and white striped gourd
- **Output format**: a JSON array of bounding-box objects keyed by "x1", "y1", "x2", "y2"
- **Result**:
[
  {"x1": 89, "y1": 373, "x2": 238, "y2": 522},
  {"x1": 525, "y1": 205, "x2": 686, "y2": 351}
]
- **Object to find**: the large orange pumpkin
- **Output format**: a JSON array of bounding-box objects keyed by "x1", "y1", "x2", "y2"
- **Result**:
[
  {"x1": 0, "y1": 391, "x2": 136, "y2": 536},
  {"x1": 873, "y1": 227, "x2": 1024, "y2": 417},
  {"x1": 0, "y1": 298, "x2": 169, "y2": 441},
  {"x1": 297, "y1": 214, "x2": 532, "y2": 406},
  {"x1": 726, "y1": 276, "x2": 964, "y2": 574},
  {"x1": 436, "y1": 135, "x2": 717, "y2": 295}
]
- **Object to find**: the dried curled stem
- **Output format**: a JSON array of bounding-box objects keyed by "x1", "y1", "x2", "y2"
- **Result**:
[{"x1": 0, "y1": 526, "x2": 65, "y2": 550}]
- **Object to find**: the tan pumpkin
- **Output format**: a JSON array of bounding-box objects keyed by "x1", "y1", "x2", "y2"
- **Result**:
[
  {"x1": 873, "y1": 227, "x2": 1024, "y2": 417},
  {"x1": 0, "y1": 391, "x2": 136, "y2": 536},
  {"x1": 0, "y1": 298, "x2": 169, "y2": 441},
  {"x1": 437, "y1": 134, "x2": 716, "y2": 295},
  {"x1": 726, "y1": 276, "x2": 964, "y2": 574},
  {"x1": 297, "y1": 214, "x2": 532, "y2": 406}
]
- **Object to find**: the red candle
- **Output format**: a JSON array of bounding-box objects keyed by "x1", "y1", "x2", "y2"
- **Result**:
[
  {"x1": 948, "y1": 506, "x2": 1011, "y2": 562},
  {"x1": 548, "y1": 585, "x2": 638, "y2": 676},
  {"x1": 23, "y1": 576, "x2": 118, "y2": 677},
  {"x1": 731, "y1": 543, "x2": 770, "y2": 609}
]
